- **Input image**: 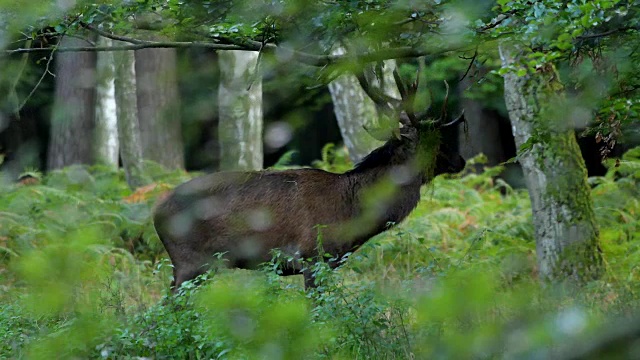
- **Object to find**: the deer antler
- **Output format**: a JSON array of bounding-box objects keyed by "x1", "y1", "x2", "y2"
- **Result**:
[
  {"x1": 392, "y1": 67, "x2": 421, "y2": 127},
  {"x1": 357, "y1": 60, "x2": 465, "y2": 131},
  {"x1": 358, "y1": 62, "x2": 426, "y2": 127},
  {"x1": 356, "y1": 68, "x2": 402, "y2": 113},
  {"x1": 439, "y1": 80, "x2": 450, "y2": 123},
  {"x1": 438, "y1": 110, "x2": 465, "y2": 128}
]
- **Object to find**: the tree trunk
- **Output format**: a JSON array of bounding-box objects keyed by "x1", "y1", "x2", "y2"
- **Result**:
[
  {"x1": 458, "y1": 75, "x2": 508, "y2": 166},
  {"x1": 113, "y1": 41, "x2": 147, "y2": 189},
  {"x1": 47, "y1": 36, "x2": 96, "y2": 170},
  {"x1": 499, "y1": 44, "x2": 603, "y2": 282},
  {"x1": 135, "y1": 47, "x2": 184, "y2": 169},
  {"x1": 217, "y1": 50, "x2": 262, "y2": 171},
  {"x1": 94, "y1": 36, "x2": 119, "y2": 167},
  {"x1": 328, "y1": 47, "x2": 403, "y2": 163}
]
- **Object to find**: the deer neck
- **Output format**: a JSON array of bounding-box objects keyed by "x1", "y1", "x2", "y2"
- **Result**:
[{"x1": 340, "y1": 139, "x2": 423, "y2": 237}]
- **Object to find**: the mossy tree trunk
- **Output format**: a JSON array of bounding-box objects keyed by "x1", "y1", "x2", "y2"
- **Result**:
[
  {"x1": 500, "y1": 44, "x2": 603, "y2": 282},
  {"x1": 47, "y1": 36, "x2": 96, "y2": 170},
  {"x1": 113, "y1": 41, "x2": 148, "y2": 189},
  {"x1": 218, "y1": 50, "x2": 262, "y2": 171},
  {"x1": 135, "y1": 46, "x2": 184, "y2": 170}
]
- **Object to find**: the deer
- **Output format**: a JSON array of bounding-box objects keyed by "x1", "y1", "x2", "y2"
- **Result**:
[{"x1": 153, "y1": 66, "x2": 466, "y2": 292}]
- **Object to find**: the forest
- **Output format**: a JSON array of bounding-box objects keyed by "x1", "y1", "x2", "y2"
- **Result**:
[{"x1": 0, "y1": 0, "x2": 639, "y2": 358}]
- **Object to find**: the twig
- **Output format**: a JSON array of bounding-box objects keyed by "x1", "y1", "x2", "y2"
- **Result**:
[
  {"x1": 9, "y1": 39, "x2": 32, "y2": 119},
  {"x1": 17, "y1": 40, "x2": 57, "y2": 114},
  {"x1": 456, "y1": 229, "x2": 489, "y2": 268},
  {"x1": 459, "y1": 46, "x2": 478, "y2": 82},
  {"x1": 577, "y1": 26, "x2": 640, "y2": 40},
  {"x1": 39, "y1": 31, "x2": 96, "y2": 46},
  {"x1": 439, "y1": 79, "x2": 450, "y2": 121},
  {"x1": 83, "y1": 23, "x2": 148, "y2": 45},
  {"x1": 477, "y1": 12, "x2": 514, "y2": 32},
  {"x1": 246, "y1": 23, "x2": 270, "y2": 91},
  {"x1": 4, "y1": 42, "x2": 245, "y2": 54}
]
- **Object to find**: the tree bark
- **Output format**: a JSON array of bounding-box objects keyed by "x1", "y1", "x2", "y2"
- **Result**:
[
  {"x1": 113, "y1": 40, "x2": 147, "y2": 189},
  {"x1": 47, "y1": 36, "x2": 96, "y2": 170},
  {"x1": 499, "y1": 44, "x2": 603, "y2": 282},
  {"x1": 135, "y1": 46, "x2": 184, "y2": 169},
  {"x1": 217, "y1": 50, "x2": 262, "y2": 171},
  {"x1": 94, "y1": 36, "x2": 119, "y2": 167},
  {"x1": 327, "y1": 47, "x2": 402, "y2": 163}
]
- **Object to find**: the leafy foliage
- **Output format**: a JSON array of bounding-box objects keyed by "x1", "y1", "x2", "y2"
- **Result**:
[
  {"x1": 0, "y1": 149, "x2": 639, "y2": 358},
  {"x1": 0, "y1": 163, "x2": 189, "y2": 287},
  {"x1": 311, "y1": 143, "x2": 353, "y2": 173},
  {"x1": 485, "y1": 0, "x2": 640, "y2": 145}
]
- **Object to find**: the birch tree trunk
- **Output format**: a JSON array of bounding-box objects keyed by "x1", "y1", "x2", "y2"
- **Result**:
[
  {"x1": 113, "y1": 41, "x2": 147, "y2": 189},
  {"x1": 47, "y1": 36, "x2": 96, "y2": 170},
  {"x1": 499, "y1": 44, "x2": 602, "y2": 282},
  {"x1": 135, "y1": 47, "x2": 184, "y2": 169},
  {"x1": 94, "y1": 36, "x2": 119, "y2": 166},
  {"x1": 328, "y1": 47, "x2": 380, "y2": 163},
  {"x1": 327, "y1": 47, "x2": 401, "y2": 163},
  {"x1": 218, "y1": 50, "x2": 262, "y2": 171}
]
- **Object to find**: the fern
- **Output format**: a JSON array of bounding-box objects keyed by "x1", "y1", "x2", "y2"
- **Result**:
[
  {"x1": 269, "y1": 150, "x2": 299, "y2": 169},
  {"x1": 1, "y1": 147, "x2": 640, "y2": 359},
  {"x1": 312, "y1": 142, "x2": 352, "y2": 173}
]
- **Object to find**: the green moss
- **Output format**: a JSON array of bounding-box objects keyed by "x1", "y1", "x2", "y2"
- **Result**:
[
  {"x1": 519, "y1": 63, "x2": 603, "y2": 282},
  {"x1": 416, "y1": 125, "x2": 441, "y2": 180}
]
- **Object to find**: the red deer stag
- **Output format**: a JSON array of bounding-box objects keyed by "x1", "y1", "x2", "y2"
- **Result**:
[{"x1": 153, "y1": 68, "x2": 465, "y2": 291}]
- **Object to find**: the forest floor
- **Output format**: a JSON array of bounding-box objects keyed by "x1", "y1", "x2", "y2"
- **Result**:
[{"x1": 1, "y1": 149, "x2": 639, "y2": 359}]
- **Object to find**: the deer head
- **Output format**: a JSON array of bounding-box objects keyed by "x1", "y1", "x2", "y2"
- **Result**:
[{"x1": 355, "y1": 62, "x2": 466, "y2": 179}]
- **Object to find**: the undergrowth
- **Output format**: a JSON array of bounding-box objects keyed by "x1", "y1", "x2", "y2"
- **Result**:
[{"x1": 0, "y1": 149, "x2": 638, "y2": 359}]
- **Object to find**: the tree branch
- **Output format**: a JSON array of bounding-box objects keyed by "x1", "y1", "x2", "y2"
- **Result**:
[
  {"x1": 459, "y1": 47, "x2": 478, "y2": 82},
  {"x1": 84, "y1": 24, "x2": 148, "y2": 45},
  {"x1": 3, "y1": 41, "x2": 464, "y2": 66},
  {"x1": 2, "y1": 24, "x2": 467, "y2": 67},
  {"x1": 576, "y1": 25, "x2": 640, "y2": 40},
  {"x1": 17, "y1": 38, "x2": 58, "y2": 115},
  {"x1": 4, "y1": 42, "x2": 246, "y2": 54},
  {"x1": 9, "y1": 39, "x2": 32, "y2": 119}
]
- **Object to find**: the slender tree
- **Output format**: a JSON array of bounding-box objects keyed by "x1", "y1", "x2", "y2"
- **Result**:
[
  {"x1": 94, "y1": 35, "x2": 119, "y2": 166},
  {"x1": 113, "y1": 40, "x2": 147, "y2": 189},
  {"x1": 217, "y1": 50, "x2": 262, "y2": 171}
]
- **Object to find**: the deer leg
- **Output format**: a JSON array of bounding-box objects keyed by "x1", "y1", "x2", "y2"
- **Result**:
[{"x1": 303, "y1": 267, "x2": 318, "y2": 290}]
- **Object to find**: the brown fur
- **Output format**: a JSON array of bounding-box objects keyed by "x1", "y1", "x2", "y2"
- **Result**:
[{"x1": 153, "y1": 125, "x2": 465, "y2": 291}]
